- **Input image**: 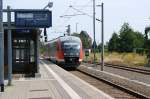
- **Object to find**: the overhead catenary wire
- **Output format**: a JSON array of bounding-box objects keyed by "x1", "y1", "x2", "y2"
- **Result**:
[
  {"x1": 69, "y1": 6, "x2": 101, "y2": 22},
  {"x1": 60, "y1": 13, "x2": 86, "y2": 18},
  {"x1": 59, "y1": 0, "x2": 97, "y2": 34},
  {"x1": 73, "y1": 0, "x2": 92, "y2": 9},
  {"x1": 65, "y1": 0, "x2": 92, "y2": 17},
  {"x1": 60, "y1": 0, "x2": 93, "y2": 21}
]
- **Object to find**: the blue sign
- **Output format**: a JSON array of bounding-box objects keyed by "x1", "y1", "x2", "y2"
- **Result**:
[
  {"x1": 16, "y1": 29, "x2": 31, "y2": 33},
  {"x1": 15, "y1": 10, "x2": 52, "y2": 28}
]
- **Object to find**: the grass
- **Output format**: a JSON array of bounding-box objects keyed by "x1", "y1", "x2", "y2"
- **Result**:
[{"x1": 84, "y1": 52, "x2": 148, "y2": 67}]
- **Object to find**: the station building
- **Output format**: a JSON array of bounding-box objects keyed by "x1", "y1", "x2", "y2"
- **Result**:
[{"x1": 4, "y1": 22, "x2": 41, "y2": 76}]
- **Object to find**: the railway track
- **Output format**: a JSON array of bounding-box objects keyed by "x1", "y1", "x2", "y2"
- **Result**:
[
  {"x1": 69, "y1": 70, "x2": 147, "y2": 99},
  {"x1": 51, "y1": 59, "x2": 150, "y2": 98},
  {"x1": 82, "y1": 62, "x2": 150, "y2": 75},
  {"x1": 104, "y1": 63, "x2": 150, "y2": 75}
]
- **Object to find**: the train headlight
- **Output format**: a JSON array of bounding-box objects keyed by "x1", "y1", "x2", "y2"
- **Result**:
[{"x1": 76, "y1": 45, "x2": 80, "y2": 49}]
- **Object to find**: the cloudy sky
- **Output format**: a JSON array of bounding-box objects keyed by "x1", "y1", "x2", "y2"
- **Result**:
[{"x1": 3, "y1": 0, "x2": 150, "y2": 44}]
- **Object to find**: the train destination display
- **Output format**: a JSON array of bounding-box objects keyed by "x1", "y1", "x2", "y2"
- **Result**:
[{"x1": 15, "y1": 10, "x2": 52, "y2": 28}]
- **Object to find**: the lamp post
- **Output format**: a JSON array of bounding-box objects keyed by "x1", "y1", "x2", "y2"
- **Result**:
[
  {"x1": 0, "y1": 0, "x2": 4, "y2": 92},
  {"x1": 43, "y1": 1, "x2": 53, "y2": 42},
  {"x1": 37, "y1": 2, "x2": 53, "y2": 74}
]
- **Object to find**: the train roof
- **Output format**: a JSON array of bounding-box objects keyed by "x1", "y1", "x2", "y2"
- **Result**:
[
  {"x1": 44, "y1": 36, "x2": 81, "y2": 45},
  {"x1": 59, "y1": 36, "x2": 81, "y2": 42}
]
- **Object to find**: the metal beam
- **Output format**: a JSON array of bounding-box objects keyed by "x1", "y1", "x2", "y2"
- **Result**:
[
  {"x1": 3, "y1": 26, "x2": 39, "y2": 30},
  {"x1": 0, "y1": 0, "x2": 4, "y2": 92},
  {"x1": 3, "y1": 9, "x2": 50, "y2": 12},
  {"x1": 36, "y1": 32, "x2": 40, "y2": 74},
  {"x1": 7, "y1": 6, "x2": 12, "y2": 86}
]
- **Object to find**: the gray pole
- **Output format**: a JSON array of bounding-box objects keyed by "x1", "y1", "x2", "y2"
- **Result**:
[
  {"x1": 68, "y1": 25, "x2": 71, "y2": 36},
  {"x1": 101, "y1": 3, "x2": 104, "y2": 71},
  {"x1": 7, "y1": 6, "x2": 12, "y2": 85},
  {"x1": 93, "y1": 0, "x2": 96, "y2": 63},
  {"x1": 0, "y1": 0, "x2": 4, "y2": 92},
  {"x1": 76, "y1": 23, "x2": 78, "y2": 33},
  {"x1": 37, "y1": 33, "x2": 40, "y2": 73}
]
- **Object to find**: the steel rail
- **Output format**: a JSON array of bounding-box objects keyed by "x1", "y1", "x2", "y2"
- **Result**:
[
  {"x1": 76, "y1": 68, "x2": 150, "y2": 99},
  {"x1": 102, "y1": 63, "x2": 150, "y2": 75},
  {"x1": 82, "y1": 62, "x2": 150, "y2": 75}
]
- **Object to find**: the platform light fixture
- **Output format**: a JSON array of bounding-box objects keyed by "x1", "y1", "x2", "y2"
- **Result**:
[
  {"x1": 44, "y1": 2, "x2": 53, "y2": 9},
  {"x1": 43, "y1": 1, "x2": 53, "y2": 42}
]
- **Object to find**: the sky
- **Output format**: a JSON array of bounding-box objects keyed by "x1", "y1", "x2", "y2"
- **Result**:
[{"x1": 3, "y1": 0, "x2": 150, "y2": 44}]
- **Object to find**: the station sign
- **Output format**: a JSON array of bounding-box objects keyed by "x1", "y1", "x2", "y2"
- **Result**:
[
  {"x1": 16, "y1": 29, "x2": 31, "y2": 33},
  {"x1": 15, "y1": 10, "x2": 52, "y2": 28},
  {"x1": 84, "y1": 49, "x2": 91, "y2": 56}
]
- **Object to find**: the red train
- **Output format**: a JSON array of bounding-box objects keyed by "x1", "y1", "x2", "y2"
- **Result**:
[{"x1": 44, "y1": 36, "x2": 84, "y2": 67}]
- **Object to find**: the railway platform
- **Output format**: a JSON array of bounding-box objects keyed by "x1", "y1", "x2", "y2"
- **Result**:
[{"x1": 0, "y1": 60, "x2": 114, "y2": 99}]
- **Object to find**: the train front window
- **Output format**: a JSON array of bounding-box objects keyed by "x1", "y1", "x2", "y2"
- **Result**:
[{"x1": 63, "y1": 42, "x2": 80, "y2": 50}]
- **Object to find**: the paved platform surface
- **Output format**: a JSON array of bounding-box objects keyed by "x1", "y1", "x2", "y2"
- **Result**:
[{"x1": 0, "y1": 60, "x2": 114, "y2": 99}]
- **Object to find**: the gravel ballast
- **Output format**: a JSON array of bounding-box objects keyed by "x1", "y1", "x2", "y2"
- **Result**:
[{"x1": 77, "y1": 65, "x2": 150, "y2": 98}]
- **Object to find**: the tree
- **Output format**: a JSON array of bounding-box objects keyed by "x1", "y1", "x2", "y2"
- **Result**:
[
  {"x1": 144, "y1": 27, "x2": 150, "y2": 50},
  {"x1": 145, "y1": 27, "x2": 150, "y2": 66},
  {"x1": 108, "y1": 23, "x2": 145, "y2": 53},
  {"x1": 108, "y1": 32, "x2": 119, "y2": 52},
  {"x1": 71, "y1": 33, "x2": 80, "y2": 37},
  {"x1": 72, "y1": 31, "x2": 92, "y2": 49},
  {"x1": 133, "y1": 32, "x2": 145, "y2": 48},
  {"x1": 119, "y1": 23, "x2": 135, "y2": 52},
  {"x1": 97, "y1": 43, "x2": 102, "y2": 52}
]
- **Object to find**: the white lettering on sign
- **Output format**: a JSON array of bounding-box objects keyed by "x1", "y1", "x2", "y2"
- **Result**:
[
  {"x1": 17, "y1": 13, "x2": 33, "y2": 19},
  {"x1": 0, "y1": 1, "x2": 2, "y2": 8}
]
